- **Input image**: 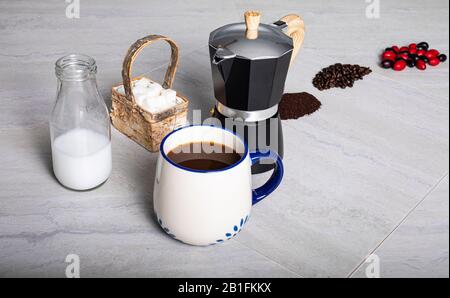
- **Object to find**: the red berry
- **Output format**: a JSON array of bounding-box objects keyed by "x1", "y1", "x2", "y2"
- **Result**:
[
  {"x1": 409, "y1": 48, "x2": 417, "y2": 55},
  {"x1": 429, "y1": 57, "x2": 440, "y2": 66},
  {"x1": 416, "y1": 60, "x2": 427, "y2": 70},
  {"x1": 398, "y1": 53, "x2": 410, "y2": 60},
  {"x1": 399, "y1": 46, "x2": 409, "y2": 53},
  {"x1": 417, "y1": 50, "x2": 427, "y2": 57},
  {"x1": 392, "y1": 46, "x2": 400, "y2": 53},
  {"x1": 393, "y1": 59, "x2": 407, "y2": 71},
  {"x1": 425, "y1": 49, "x2": 440, "y2": 59},
  {"x1": 382, "y1": 50, "x2": 397, "y2": 61},
  {"x1": 409, "y1": 43, "x2": 417, "y2": 50}
]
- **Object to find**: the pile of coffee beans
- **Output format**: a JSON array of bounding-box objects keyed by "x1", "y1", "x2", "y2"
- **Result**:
[
  {"x1": 279, "y1": 92, "x2": 321, "y2": 120},
  {"x1": 312, "y1": 64, "x2": 372, "y2": 91},
  {"x1": 381, "y1": 42, "x2": 447, "y2": 71}
]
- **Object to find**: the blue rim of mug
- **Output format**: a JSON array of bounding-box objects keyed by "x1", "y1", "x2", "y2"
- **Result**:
[{"x1": 160, "y1": 124, "x2": 249, "y2": 174}]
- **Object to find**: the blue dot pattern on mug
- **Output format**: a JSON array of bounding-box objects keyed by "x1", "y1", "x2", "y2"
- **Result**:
[
  {"x1": 157, "y1": 217, "x2": 177, "y2": 239},
  {"x1": 214, "y1": 215, "x2": 249, "y2": 244},
  {"x1": 157, "y1": 214, "x2": 250, "y2": 246}
]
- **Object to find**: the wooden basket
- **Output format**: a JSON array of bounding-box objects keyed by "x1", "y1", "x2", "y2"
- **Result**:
[{"x1": 110, "y1": 35, "x2": 189, "y2": 152}]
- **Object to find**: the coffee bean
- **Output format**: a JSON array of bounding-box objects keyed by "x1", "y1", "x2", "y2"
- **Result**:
[{"x1": 313, "y1": 64, "x2": 372, "y2": 91}]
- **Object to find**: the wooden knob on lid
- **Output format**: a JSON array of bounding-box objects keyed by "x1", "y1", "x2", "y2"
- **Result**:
[{"x1": 245, "y1": 11, "x2": 261, "y2": 40}]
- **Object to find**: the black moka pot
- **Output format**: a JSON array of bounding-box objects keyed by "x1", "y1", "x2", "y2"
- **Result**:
[{"x1": 209, "y1": 11, "x2": 305, "y2": 173}]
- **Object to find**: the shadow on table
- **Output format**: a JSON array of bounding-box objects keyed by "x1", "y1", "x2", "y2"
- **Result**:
[
  {"x1": 110, "y1": 135, "x2": 165, "y2": 234},
  {"x1": 135, "y1": 157, "x2": 160, "y2": 229},
  {"x1": 30, "y1": 124, "x2": 60, "y2": 185}
]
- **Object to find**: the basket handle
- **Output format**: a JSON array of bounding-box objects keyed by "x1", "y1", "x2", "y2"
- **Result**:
[{"x1": 122, "y1": 35, "x2": 179, "y2": 103}]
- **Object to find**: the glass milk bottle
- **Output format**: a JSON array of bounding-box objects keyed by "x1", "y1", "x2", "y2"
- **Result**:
[{"x1": 50, "y1": 54, "x2": 112, "y2": 190}]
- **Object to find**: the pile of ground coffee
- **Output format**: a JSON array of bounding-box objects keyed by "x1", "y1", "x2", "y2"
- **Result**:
[
  {"x1": 279, "y1": 92, "x2": 322, "y2": 120},
  {"x1": 313, "y1": 63, "x2": 372, "y2": 91}
]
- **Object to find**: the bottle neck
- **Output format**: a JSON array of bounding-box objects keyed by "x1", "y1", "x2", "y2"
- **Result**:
[
  {"x1": 55, "y1": 54, "x2": 97, "y2": 82},
  {"x1": 57, "y1": 77, "x2": 98, "y2": 93}
]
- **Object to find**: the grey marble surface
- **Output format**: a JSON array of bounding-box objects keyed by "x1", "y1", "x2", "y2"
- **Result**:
[
  {"x1": 0, "y1": 0, "x2": 448, "y2": 278},
  {"x1": 352, "y1": 175, "x2": 449, "y2": 278}
]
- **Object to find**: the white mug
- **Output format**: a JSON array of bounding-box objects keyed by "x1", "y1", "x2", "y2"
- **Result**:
[{"x1": 153, "y1": 125, "x2": 283, "y2": 246}]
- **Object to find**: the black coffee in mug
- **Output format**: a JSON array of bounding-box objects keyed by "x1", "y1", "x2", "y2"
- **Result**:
[{"x1": 167, "y1": 142, "x2": 242, "y2": 171}]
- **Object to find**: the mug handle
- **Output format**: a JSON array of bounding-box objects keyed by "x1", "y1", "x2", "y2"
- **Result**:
[{"x1": 250, "y1": 151, "x2": 284, "y2": 205}]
